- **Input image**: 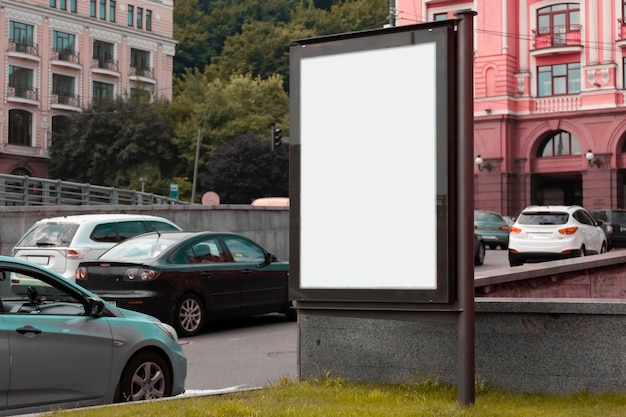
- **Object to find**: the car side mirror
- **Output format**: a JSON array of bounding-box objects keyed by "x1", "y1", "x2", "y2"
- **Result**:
[{"x1": 87, "y1": 297, "x2": 106, "y2": 316}]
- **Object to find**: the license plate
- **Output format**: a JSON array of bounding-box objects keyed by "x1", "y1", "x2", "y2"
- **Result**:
[
  {"x1": 528, "y1": 233, "x2": 550, "y2": 240},
  {"x1": 483, "y1": 235, "x2": 496, "y2": 240},
  {"x1": 26, "y1": 256, "x2": 49, "y2": 265}
]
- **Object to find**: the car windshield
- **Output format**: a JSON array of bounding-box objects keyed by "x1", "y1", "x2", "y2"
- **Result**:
[
  {"x1": 15, "y1": 223, "x2": 79, "y2": 247},
  {"x1": 516, "y1": 212, "x2": 569, "y2": 225},
  {"x1": 100, "y1": 234, "x2": 182, "y2": 261}
]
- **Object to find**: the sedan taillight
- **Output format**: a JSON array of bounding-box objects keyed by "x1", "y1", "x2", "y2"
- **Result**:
[{"x1": 510, "y1": 226, "x2": 522, "y2": 234}]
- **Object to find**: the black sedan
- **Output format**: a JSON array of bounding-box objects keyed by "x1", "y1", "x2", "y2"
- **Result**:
[{"x1": 75, "y1": 231, "x2": 293, "y2": 337}]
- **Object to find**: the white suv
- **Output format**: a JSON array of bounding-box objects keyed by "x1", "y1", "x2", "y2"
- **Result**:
[
  {"x1": 508, "y1": 205, "x2": 607, "y2": 267},
  {"x1": 12, "y1": 214, "x2": 182, "y2": 280}
]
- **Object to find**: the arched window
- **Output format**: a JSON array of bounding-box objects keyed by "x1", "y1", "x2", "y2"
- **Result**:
[
  {"x1": 10, "y1": 167, "x2": 31, "y2": 176},
  {"x1": 8, "y1": 109, "x2": 32, "y2": 146},
  {"x1": 537, "y1": 130, "x2": 582, "y2": 157}
]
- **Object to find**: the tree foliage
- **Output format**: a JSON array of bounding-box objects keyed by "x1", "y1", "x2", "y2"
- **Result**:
[
  {"x1": 49, "y1": 97, "x2": 180, "y2": 193},
  {"x1": 198, "y1": 133, "x2": 289, "y2": 204}
]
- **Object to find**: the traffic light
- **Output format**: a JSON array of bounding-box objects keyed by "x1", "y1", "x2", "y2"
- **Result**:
[{"x1": 272, "y1": 125, "x2": 282, "y2": 150}]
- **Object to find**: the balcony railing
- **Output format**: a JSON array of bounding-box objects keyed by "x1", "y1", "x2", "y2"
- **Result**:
[
  {"x1": 8, "y1": 41, "x2": 39, "y2": 57},
  {"x1": 7, "y1": 86, "x2": 39, "y2": 101},
  {"x1": 92, "y1": 58, "x2": 119, "y2": 72},
  {"x1": 51, "y1": 93, "x2": 81, "y2": 107},
  {"x1": 52, "y1": 49, "x2": 80, "y2": 64},
  {"x1": 534, "y1": 96, "x2": 581, "y2": 113},
  {"x1": 130, "y1": 66, "x2": 155, "y2": 79},
  {"x1": 532, "y1": 24, "x2": 582, "y2": 49}
]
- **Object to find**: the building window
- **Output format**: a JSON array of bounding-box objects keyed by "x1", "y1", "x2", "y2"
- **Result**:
[
  {"x1": 70, "y1": 0, "x2": 76, "y2": 12},
  {"x1": 10, "y1": 21, "x2": 34, "y2": 53},
  {"x1": 131, "y1": 48, "x2": 151, "y2": 77},
  {"x1": 8, "y1": 109, "x2": 32, "y2": 146},
  {"x1": 99, "y1": 0, "x2": 106, "y2": 19},
  {"x1": 130, "y1": 88, "x2": 151, "y2": 102},
  {"x1": 109, "y1": 0, "x2": 116, "y2": 22},
  {"x1": 146, "y1": 10, "x2": 152, "y2": 31},
  {"x1": 53, "y1": 31, "x2": 77, "y2": 62},
  {"x1": 90, "y1": 0, "x2": 96, "y2": 17},
  {"x1": 49, "y1": 0, "x2": 56, "y2": 7},
  {"x1": 9, "y1": 65, "x2": 35, "y2": 99},
  {"x1": 538, "y1": 130, "x2": 581, "y2": 157},
  {"x1": 434, "y1": 12, "x2": 448, "y2": 21},
  {"x1": 52, "y1": 74, "x2": 76, "y2": 105},
  {"x1": 60, "y1": 0, "x2": 66, "y2": 10},
  {"x1": 93, "y1": 81, "x2": 114, "y2": 100},
  {"x1": 127, "y1": 5, "x2": 134, "y2": 26},
  {"x1": 93, "y1": 40, "x2": 116, "y2": 70},
  {"x1": 537, "y1": 63, "x2": 580, "y2": 96},
  {"x1": 537, "y1": 3, "x2": 580, "y2": 44},
  {"x1": 137, "y1": 7, "x2": 143, "y2": 29}
]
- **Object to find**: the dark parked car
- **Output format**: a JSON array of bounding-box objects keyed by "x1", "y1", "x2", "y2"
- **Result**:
[
  {"x1": 589, "y1": 208, "x2": 626, "y2": 250},
  {"x1": 0, "y1": 255, "x2": 186, "y2": 416},
  {"x1": 474, "y1": 210, "x2": 510, "y2": 249},
  {"x1": 76, "y1": 231, "x2": 293, "y2": 337},
  {"x1": 474, "y1": 233, "x2": 486, "y2": 266}
]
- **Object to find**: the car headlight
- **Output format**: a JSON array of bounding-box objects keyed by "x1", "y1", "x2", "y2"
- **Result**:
[{"x1": 155, "y1": 322, "x2": 179, "y2": 342}]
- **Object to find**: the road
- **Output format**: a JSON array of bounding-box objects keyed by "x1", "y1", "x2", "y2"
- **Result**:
[
  {"x1": 179, "y1": 314, "x2": 298, "y2": 395},
  {"x1": 475, "y1": 248, "x2": 510, "y2": 271}
]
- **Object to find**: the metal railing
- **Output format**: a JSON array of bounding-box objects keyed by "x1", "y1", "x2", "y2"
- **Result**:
[{"x1": 0, "y1": 174, "x2": 187, "y2": 206}]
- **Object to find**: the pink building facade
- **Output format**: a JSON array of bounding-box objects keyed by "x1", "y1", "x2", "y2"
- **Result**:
[
  {"x1": 0, "y1": 0, "x2": 175, "y2": 178},
  {"x1": 397, "y1": 0, "x2": 626, "y2": 216}
]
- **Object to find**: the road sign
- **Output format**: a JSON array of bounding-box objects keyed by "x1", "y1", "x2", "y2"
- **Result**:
[{"x1": 169, "y1": 184, "x2": 179, "y2": 199}]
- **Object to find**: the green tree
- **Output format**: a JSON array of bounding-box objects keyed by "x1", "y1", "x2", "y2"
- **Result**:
[
  {"x1": 49, "y1": 97, "x2": 181, "y2": 190},
  {"x1": 198, "y1": 133, "x2": 289, "y2": 204},
  {"x1": 170, "y1": 72, "x2": 289, "y2": 187}
]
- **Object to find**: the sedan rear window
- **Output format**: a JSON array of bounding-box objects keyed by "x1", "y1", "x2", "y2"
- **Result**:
[
  {"x1": 516, "y1": 212, "x2": 569, "y2": 225},
  {"x1": 14, "y1": 223, "x2": 79, "y2": 247}
]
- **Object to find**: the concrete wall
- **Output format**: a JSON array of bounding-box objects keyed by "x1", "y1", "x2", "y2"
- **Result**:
[
  {"x1": 0, "y1": 205, "x2": 289, "y2": 260},
  {"x1": 298, "y1": 252, "x2": 626, "y2": 394},
  {"x1": 298, "y1": 299, "x2": 626, "y2": 394}
]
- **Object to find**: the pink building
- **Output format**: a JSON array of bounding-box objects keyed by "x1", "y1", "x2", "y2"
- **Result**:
[
  {"x1": 396, "y1": 0, "x2": 626, "y2": 216},
  {"x1": 0, "y1": 0, "x2": 175, "y2": 178}
]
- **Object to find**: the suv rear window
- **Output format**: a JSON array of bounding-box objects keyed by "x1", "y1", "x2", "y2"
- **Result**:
[
  {"x1": 517, "y1": 212, "x2": 569, "y2": 225},
  {"x1": 15, "y1": 223, "x2": 80, "y2": 247}
]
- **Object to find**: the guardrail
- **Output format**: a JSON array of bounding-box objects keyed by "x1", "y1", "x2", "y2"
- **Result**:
[{"x1": 0, "y1": 174, "x2": 186, "y2": 206}]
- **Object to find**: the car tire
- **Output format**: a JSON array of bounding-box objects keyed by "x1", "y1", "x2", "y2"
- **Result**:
[
  {"x1": 474, "y1": 242, "x2": 486, "y2": 266},
  {"x1": 285, "y1": 301, "x2": 297, "y2": 321},
  {"x1": 580, "y1": 245, "x2": 586, "y2": 257},
  {"x1": 174, "y1": 293, "x2": 205, "y2": 337},
  {"x1": 488, "y1": 244, "x2": 497, "y2": 250},
  {"x1": 119, "y1": 351, "x2": 172, "y2": 402},
  {"x1": 601, "y1": 242, "x2": 607, "y2": 254}
]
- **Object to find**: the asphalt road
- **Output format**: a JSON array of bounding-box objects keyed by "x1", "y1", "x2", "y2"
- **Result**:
[
  {"x1": 179, "y1": 314, "x2": 298, "y2": 396},
  {"x1": 475, "y1": 248, "x2": 510, "y2": 271}
]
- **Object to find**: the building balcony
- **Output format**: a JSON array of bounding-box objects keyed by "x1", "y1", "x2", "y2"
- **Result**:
[
  {"x1": 91, "y1": 58, "x2": 120, "y2": 76},
  {"x1": 50, "y1": 93, "x2": 81, "y2": 111},
  {"x1": 531, "y1": 24, "x2": 583, "y2": 57},
  {"x1": 0, "y1": 143, "x2": 48, "y2": 158},
  {"x1": 51, "y1": 49, "x2": 81, "y2": 69},
  {"x1": 7, "y1": 86, "x2": 39, "y2": 104},
  {"x1": 129, "y1": 66, "x2": 156, "y2": 84},
  {"x1": 533, "y1": 95, "x2": 581, "y2": 113},
  {"x1": 7, "y1": 41, "x2": 39, "y2": 60}
]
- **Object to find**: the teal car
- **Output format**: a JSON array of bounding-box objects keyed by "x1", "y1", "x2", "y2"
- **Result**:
[
  {"x1": 0, "y1": 255, "x2": 187, "y2": 416},
  {"x1": 474, "y1": 210, "x2": 510, "y2": 250}
]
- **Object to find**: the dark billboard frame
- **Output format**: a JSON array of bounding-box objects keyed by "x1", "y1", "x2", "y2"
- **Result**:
[{"x1": 289, "y1": 21, "x2": 458, "y2": 306}]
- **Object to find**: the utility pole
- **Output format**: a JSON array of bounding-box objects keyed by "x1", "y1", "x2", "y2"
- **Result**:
[{"x1": 191, "y1": 128, "x2": 201, "y2": 203}]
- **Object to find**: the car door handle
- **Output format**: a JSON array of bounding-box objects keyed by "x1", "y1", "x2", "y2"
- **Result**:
[{"x1": 16, "y1": 325, "x2": 42, "y2": 335}]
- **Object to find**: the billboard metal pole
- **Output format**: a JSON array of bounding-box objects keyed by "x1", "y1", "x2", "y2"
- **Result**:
[{"x1": 456, "y1": 9, "x2": 477, "y2": 405}]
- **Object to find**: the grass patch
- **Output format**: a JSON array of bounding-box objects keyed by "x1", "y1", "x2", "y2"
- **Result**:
[{"x1": 47, "y1": 377, "x2": 626, "y2": 417}]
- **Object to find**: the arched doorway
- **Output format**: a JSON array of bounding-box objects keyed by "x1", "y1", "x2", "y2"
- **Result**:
[{"x1": 531, "y1": 130, "x2": 583, "y2": 205}]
